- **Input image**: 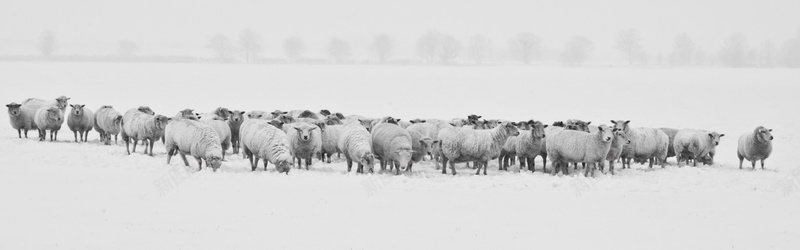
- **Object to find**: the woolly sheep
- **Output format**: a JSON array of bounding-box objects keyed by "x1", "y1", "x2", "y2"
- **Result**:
[
  {"x1": 226, "y1": 110, "x2": 246, "y2": 154},
  {"x1": 338, "y1": 122, "x2": 376, "y2": 173},
  {"x1": 407, "y1": 130, "x2": 433, "y2": 172},
  {"x1": 6, "y1": 102, "x2": 36, "y2": 138},
  {"x1": 324, "y1": 115, "x2": 344, "y2": 125},
  {"x1": 199, "y1": 114, "x2": 232, "y2": 161},
  {"x1": 673, "y1": 129, "x2": 724, "y2": 167},
  {"x1": 297, "y1": 110, "x2": 320, "y2": 119},
  {"x1": 600, "y1": 130, "x2": 631, "y2": 175},
  {"x1": 284, "y1": 122, "x2": 322, "y2": 170},
  {"x1": 514, "y1": 120, "x2": 548, "y2": 172},
  {"x1": 610, "y1": 120, "x2": 669, "y2": 169},
  {"x1": 316, "y1": 122, "x2": 343, "y2": 163},
  {"x1": 240, "y1": 119, "x2": 293, "y2": 173},
  {"x1": 566, "y1": 119, "x2": 591, "y2": 132},
  {"x1": 659, "y1": 127, "x2": 680, "y2": 159},
  {"x1": 737, "y1": 126, "x2": 774, "y2": 169},
  {"x1": 67, "y1": 104, "x2": 94, "y2": 142},
  {"x1": 137, "y1": 106, "x2": 155, "y2": 115},
  {"x1": 34, "y1": 106, "x2": 64, "y2": 141},
  {"x1": 371, "y1": 122, "x2": 414, "y2": 175},
  {"x1": 210, "y1": 107, "x2": 230, "y2": 120},
  {"x1": 407, "y1": 122, "x2": 452, "y2": 169},
  {"x1": 498, "y1": 136, "x2": 518, "y2": 170},
  {"x1": 22, "y1": 96, "x2": 70, "y2": 114},
  {"x1": 438, "y1": 122, "x2": 520, "y2": 175},
  {"x1": 164, "y1": 119, "x2": 223, "y2": 171},
  {"x1": 546, "y1": 125, "x2": 615, "y2": 177},
  {"x1": 94, "y1": 106, "x2": 123, "y2": 145},
  {"x1": 247, "y1": 110, "x2": 270, "y2": 120},
  {"x1": 120, "y1": 108, "x2": 169, "y2": 156}
]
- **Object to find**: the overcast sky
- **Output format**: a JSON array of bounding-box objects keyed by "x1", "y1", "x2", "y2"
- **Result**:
[{"x1": 1, "y1": 0, "x2": 798, "y2": 60}]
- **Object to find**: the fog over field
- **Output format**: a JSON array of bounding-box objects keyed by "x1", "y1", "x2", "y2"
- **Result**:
[{"x1": 1, "y1": 0, "x2": 800, "y2": 249}]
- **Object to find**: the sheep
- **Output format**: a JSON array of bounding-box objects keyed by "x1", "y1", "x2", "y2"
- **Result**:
[
  {"x1": 316, "y1": 122, "x2": 343, "y2": 163},
  {"x1": 297, "y1": 110, "x2": 320, "y2": 119},
  {"x1": 407, "y1": 130, "x2": 434, "y2": 172},
  {"x1": 284, "y1": 122, "x2": 322, "y2": 170},
  {"x1": 673, "y1": 129, "x2": 724, "y2": 167},
  {"x1": 199, "y1": 115, "x2": 232, "y2": 161},
  {"x1": 137, "y1": 106, "x2": 155, "y2": 115},
  {"x1": 737, "y1": 126, "x2": 774, "y2": 169},
  {"x1": 338, "y1": 122, "x2": 376, "y2": 173},
  {"x1": 659, "y1": 127, "x2": 680, "y2": 160},
  {"x1": 247, "y1": 110, "x2": 270, "y2": 120},
  {"x1": 94, "y1": 106, "x2": 123, "y2": 145},
  {"x1": 324, "y1": 115, "x2": 344, "y2": 125},
  {"x1": 6, "y1": 102, "x2": 36, "y2": 138},
  {"x1": 513, "y1": 120, "x2": 548, "y2": 172},
  {"x1": 599, "y1": 130, "x2": 632, "y2": 175},
  {"x1": 210, "y1": 107, "x2": 230, "y2": 120},
  {"x1": 34, "y1": 106, "x2": 64, "y2": 142},
  {"x1": 21, "y1": 96, "x2": 71, "y2": 113},
  {"x1": 120, "y1": 108, "x2": 169, "y2": 156},
  {"x1": 174, "y1": 109, "x2": 199, "y2": 120},
  {"x1": 319, "y1": 109, "x2": 332, "y2": 116},
  {"x1": 565, "y1": 119, "x2": 591, "y2": 132},
  {"x1": 226, "y1": 110, "x2": 246, "y2": 154},
  {"x1": 610, "y1": 120, "x2": 669, "y2": 169},
  {"x1": 498, "y1": 136, "x2": 518, "y2": 170},
  {"x1": 164, "y1": 119, "x2": 223, "y2": 171},
  {"x1": 371, "y1": 122, "x2": 414, "y2": 175},
  {"x1": 437, "y1": 122, "x2": 520, "y2": 175},
  {"x1": 398, "y1": 120, "x2": 412, "y2": 129},
  {"x1": 239, "y1": 119, "x2": 293, "y2": 173},
  {"x1": 407, "y1": 122, "x2": 452, "y2": 169},
  {"x1": 449, "y1": 118, "x2": 468, "y2": 127},
  {"x1": 546, "y1": 125, "x2": 615, "y2": 177},
  {"x1": 67, "y1": 104, "x2": 94, "y2": 142}
]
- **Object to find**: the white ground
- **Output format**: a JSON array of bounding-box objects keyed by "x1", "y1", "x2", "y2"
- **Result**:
[{"x1": 1, "y1": 62, "x2": 799, "y2": 249}]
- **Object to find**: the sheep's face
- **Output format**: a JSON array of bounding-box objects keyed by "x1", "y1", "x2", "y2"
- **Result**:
[
  {"x1": 177, "y1": 109, "x2": 195, "y2": 120},
  {"x1": 207, "y1": 157, "x2": 222, "y2": 172},
  {"x1": 215, "y1": 107, "x2": 230, "y2": 119},
  {"x1": 298, "y1": 110, "x2": 317, "y2": 118},
  {"x1": 598, "y1": 125, "x2": 614, "y2": 142},
  {"x1": 358, "y1": 119, "x2": 374, "y2": 132},
  {"x1": 502, "y1": 123, "x2": 520, "y2": 136},
  {"x1": 69, "y1": 104, "x2": 86, "y2": 116},
  {"x1": 325, "y1": 115, "x2": 342, "y2": 125},
  {"x1": 275, "y1": 160, "x2": 292, "y2": 174},
  {"x1": 154, "y1": 115, "x2": 170, "y2": 130},
  {"x1": 6, "y1": 103, "x2": 21, "y2": 116},
  {"x1": 333, "y1": 112, "x2": 345, "y2": 119},
  {"x1": 707, "y1": 132, "x2": 724, "y2": 146},
  {"x1": 531, "y1": 121, "x2": 547, "y2": 138},
  {"x1": 55, "y1": 96, "x2": 70, "y2": 110},
  {"x1": 380, "y1": 116, "x2": 399, "y2": 125},
  {"x1": 419, "y1": 138, "x2": 433, "y2": 155},
  {"x1": 610, "y1": 120, "x2": 630, "y2": 133},
  {"x1": 268, "y1": 120, "x2": 284, "y2": 130},
  {"x1": 247, "y1": 112, "x2": 264, "y2": 119},
  {"x1": 395, "y1": 149, "x2": 413, "y2": 168},
  {"x1": 294, "y1": 125, "x2": 317, "y2": 141},
  {"x1": 46, "y1": 107, "x2": 62, "y2": 122},
  {"x1": 471, "y1": 120, "x2": 486, "y2": 129},
  {"x1": 614, "y1": 130, "x2": 631, "y2": 145},
  {"x1": 360, "y1": 153, "x2": 375, "y2": 173},
  {"x1": 566, "y1": 120, "x2": 591, "y2": 132},
  {"x1": 270, "y1": 110, "x2": 287, "y2": 118},
  {"x1": 467, "y1": 114, "x2": 482, "y2": 123},
  {"x1": 319, "y1": 109, "x2": 331, "y2": 116},
  {"x1": 278, "y1": 114, "x2": 295, "y2": 124},
  {"x1": 228, "y1": 110, "x2": 245, "y2": 123},
  {"x1": 758, "y1": 127, "x2": 774, "y2": 142},
  {"x1": 485, "y1": 120, "x2": 500, "y2": 129},
  {"x1": 552, "y1": 121, "x2": 566, "y2": 127},
  {"x1": 138, "y1": 106, "x2": 155, "y2": 115}
]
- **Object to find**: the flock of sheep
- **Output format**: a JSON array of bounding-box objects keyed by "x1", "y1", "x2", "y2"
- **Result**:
[{"x1": 6, "y1": 96, "x2": 776, "y2": 176}]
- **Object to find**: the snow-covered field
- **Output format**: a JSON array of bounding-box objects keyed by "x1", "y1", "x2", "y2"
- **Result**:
[{"x1": 1, "y1": 62, "x2": 799, "y2": 249}]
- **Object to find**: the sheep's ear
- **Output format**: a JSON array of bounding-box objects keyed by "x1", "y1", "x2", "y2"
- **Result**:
[
  {"x1": 309, "y1": 126, "x2": 318, "y2": 131},
  {"x1": 69, "y1": 104, "x2": 74, "y2": 108},
  {"x1": 543, "y1": 124, "x2": 549, "y2": 128},
  {"x1": 396, "y1": 119, "x2": 401, "y2": 122},
  {"x1": 4, "y1": 104, "x2": 9, "y2": 107},
  {"x1": 586, "y1": 121, "x2": 591, "y2": 125},
  {"x1": 66, "y1": 97, "x2": 71, "y2": 100},
  {"x1": 624, "y1": 120, "x2": 630, "y2": 124},
  {"x1": 294, "y1": 127, "x2": 302, "y2": 131},
  {"x1": 708, "y1": 133, "x2": 714, "y2": 138},
  {"x1": 281, "y1": 111, "x2": 288, "y2": 114},
  {"x1": 598, "y1": 126, "x2": 604, "y2": 132},
  {"x1": 420, "y1": 120, "x2": 426, "y2": 123},
  {"x1": 768, "y1": 129, "x2": 773, "y2": 132},
  {"x1": 610, "y1": 120, "x2": 616, "y2": 124},
  {"x1": 240, "y1": 111, "x2": 246, "y2": 115},
  {"x1": 227, "y1": 110, "x2": 233, "y2": 114},
  {"x1": 168, "y1": 117, "x2": 173, "y2": 121},
  {"x1": 719, "y1": 134, "x2": 725, "y2": 137}
]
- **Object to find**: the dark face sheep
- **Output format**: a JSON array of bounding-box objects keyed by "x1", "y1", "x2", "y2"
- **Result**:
[
  {"x1": 552, "y1": 121, "x2": 566, "y2": 127},
  {"x1": 708, "y1": 132, "x2": 724, "y2": 146},
  {"x1": 610, "y1": 120, "x2": 631, "y2": 132},
  {"x1": 333, "y1": 112, "x2": 345, "y2": 119},
  {"x1": 69, "y1": 104, "x2": 86, "y2": 116},
  {"x1": 55, "y1": 96, "x2": 70, "y2": 110},
  {"x1": 294, "y1": 125, "x2": 318, "y2": 141},
  {"x1": 138, "y1": 106, "x2": 155, "y2": 115},
  {"x1": 6, "y1": 103, "x2": 21, "y2": 116},
  {"x1": 319, "y1": 109, "x2": 332, "y2": 116},
  {"x1": 757, "y1": 127, "x2": 774, "y2": 142},
  {"x1": 380, "y1": 116, "x2": 399, "y2": 124},
  {"x1": 227, "y1": 110, "x2": 245, "y2": 124},
  {"x1": 467, "y1": 114, "x2": 482, "y2": 123}
]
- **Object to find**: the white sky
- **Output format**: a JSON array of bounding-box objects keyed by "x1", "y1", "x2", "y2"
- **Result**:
[{"x1": 1, "y1": 0, "x2": 798, "y2": 60}]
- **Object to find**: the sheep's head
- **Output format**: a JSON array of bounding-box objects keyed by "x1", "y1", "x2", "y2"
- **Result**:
[
  {"x1": 614, "y1": 130, "x2": 631, "y2": 145},
  {"x1": 228, "y1": 110, "x2": 245, "y2": 123},
  {"x1": 325, "y1": 115, "x2": 342, "y2": 125},
  {"x1": 410, "y1": 119, "x2": 426, "y2": 124},
  {"x1": 707, "y1": 132, "x2": 724, "y2": 146},
  {"x1": 756, "y1": 126, "x2": 774, "y2": 142},
  {"x1": 275, "y1": 160, "x2": 292, "y2": 174},
  {"x1": 610, "y1": 120, "x2": 630, "y2": 133},
  {"x1": 485, "y1": 119, "x2": 500, "y2": 129},
  {"x1": 597, "y1": 125, "x2": 614, "y2": 142},
  {"x1": 333, "y1": 112, "x2": 345, "y2": 119},
  {"x1": 294, "y1": 124, "x2": 317, "y2": 141},
  {"x1": 298, "y1": 110, "x2": 317, "y2": 118},
  {"x1": 471, "y1": 119, "x2": 486, "y2": 129},
  {"x1": 138, "y1": 106, "x2": 155, "y2": 115},
  {"x1": 267, "y1": 120, "x2": 284, "y2": 130},
  {"x1": 380, "y1": 116, "x2": 399, "y2": 125},
  {"x1": 360, "y1": 153, "x2": 375, "y2": 173},
  {"x1": 319, "y1": 109, "x2": 331, "y2": 116},
  {"x1": 566, "y1": 119, "x2": 591, "y2": 132},
  {"x1": 214, "y1": 107, "x2": 230, "y2": 119},
  {"x1": 177, "y1": 109, "x2": 196, "y2": 120},
  {"x1": 358, "y1": 119, "x2": 374, "y2": 132},
  {"x1": 46, "y1": 107, "x2": 62, "y2": 122},
  {"x1": 531, "y1": 120, "x2": 547, "y2": 138},
  {"x1": 206, "y1": 156, "x2": 222, "y2": 172},
  {"x1": 552, "y1": 121, "x2": 566, "y2": 127},
  {"x1": 55, "y1": 96, "x2": 70, "y2": 110},
  {"x1": 277, "y1": 114, "x2": 295, "y2": 124},
  {"x1": 467, "y1": 114, "x2": 482, "y2": 123},
  {"x1": 501, "y1": 122, "x2": 520, "y2": 136},
  {"x1": 247, "y1": 112, "x2": 264, "y2": 119},
  {"x1": 6, "y1": 103, "x2": 21, "y2": 116},
  {"x1": 395, "y1": 149, "x2": 413, "y2": 169},
  {"x1": 516, "y1": 121, "x2": 532, "y2": 130},
  {"x1": 270, "y1": 110, "x2": 287, "y2": 118},
  {"x1": 153, "y1": 115, "x2": 170, "y2": 130},
  {"x1": 69, "y1": 104, "x2": 86, "y2": 116},
  {"x1": 419, "y1": 138, "x2": 434, "y2": 155}
]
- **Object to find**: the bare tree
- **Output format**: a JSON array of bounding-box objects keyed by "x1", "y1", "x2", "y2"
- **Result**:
[
  {"x1": 508, "y1": 33, "x2": 541, "y2": 64},
  {"x1": 284, "y1": 36, "x2": 307, "y2": 62},
  {"x1": 561, "y1": 36, "x2": 593, "y2": 66},
  {"x1": 467, "y1": 34, "x2": 491, "y2": 65},
  {"x1": 327, "y1": 38, "x2": 352, "y2": 63},
  {"x1": 438, "y1": 34, "x2": 462, "y2": 64},
  {"x1": 417, "y1": 30, "x2": 443, "y2": 64},
  {"x1": 759, "y1": 41, "x2": 777, "y2": 67},
  {"x1": 614, "y1": 29, "x2": 643, "y2": 65},
  {"x1": 782, "y1": 30, "x2": 800, "y2": 68},
  {"x1": 672, "y1": 33, "x2": 694, "y2": 65},
  {"x1": 38, "y1": 30, "x2": 57, "y2": 58},
  {"x1": 206, "y1": 34, "x2": 236, "y2": 63},
  {"x1": 719, "y1": 33, "x2": 749, "y2": 67},
  {"x1": 695, "y1": 48, "x2": 707, "y2": 65},
  {"x1": 369, "y1": 34, "x2": 393, "y2": 64},
  {"x1": 117, "y1": 40, "x2": 139, "y2": 58},
  {"x1": 238, "y1": 29, "x2": 263, "y2": 64}
]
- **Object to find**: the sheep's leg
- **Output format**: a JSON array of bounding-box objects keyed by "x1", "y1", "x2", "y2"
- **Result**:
[
  {"x1": 692, "y1": 157, "x2": 697, "y2": 167},
  {"x1": 511, "y1": 157, "x2": 515, "y2": 166},
  {"x1": 73, "y1": 131, "x2": 78, "y2": 142},
  {"x1": 79, "y1": 131, "x2": 85, "y2": 142},
  {"x1": 195, "y1": 157, "x2": 203, "y2": 171},
  {"x1": 148, "y1": 139, "x2": 155, "y2": 157},
  {"x1": 483, "y1": 161, "x2": 488, "y2": 175},
  {"x1": 326, "y1": 153, "x2": 332, "y2": 164},
  {"x1": 17, "y1": 129, "x2": 21, "y2": 138},
  {"x1": 305, "y1": 157, "x2": 311, "y2": 170},
  {"x1": 252, "y1": 157, "x2": 260, "y2": 171},
  {"x1": 263, "y1": 159, "x2": 269, "y2": 171},
  {"x1": 760, "y1": 159, "x2": 765, "y2": 170},
  {"x1": 551, "y1": 162, "x2": 558, "y2": 176},
  {"x1": 395, "y1": 161, "x2": 400, "y2": 175},
  {"x1": 178, "y1": 152, "x2": 190, "y2": 167},
  {"x1": 609, "y1": 160, "x2": 615, "y2": 175},
  {"x1": 498, "y1": 157, "x2": 504, "y2": 171},
  {"x1": 221, "y1": 147, "x2": 226, "y2": 161},
  {"x1": 407, "y1": 162, "x2": 413, "y2": 172},
  {"x1": 166, "y1": 148, "x2": 174, "y2": 164},
  {"x1": 751, "y1": 160, "x2": 756, "y2": 169},
  {"x1": 450, "y1": 161, "x2": 457, "y2": 176},
  {"x1": 475, "y1": 163, "x2": 481, "y2": 175},
  {"x1": 346, "y1": 159, "x2": 353, "y2": 172},
  {"x1": 441, "y1": 158, "x2": 448, "y2": 175},
  {"x1": 528, "y1": 157, "x2": 536, "y2": 172},
  {"x1": 114, "y1": 135, "x2": 118, "y2": 145},
  {"x1": 131, "y1": 139, "x2": 138, "y2": 153}
]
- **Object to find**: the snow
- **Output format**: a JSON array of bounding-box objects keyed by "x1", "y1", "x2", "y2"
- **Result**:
[{"x1": 1, "y1": 62, "x2": 799, "y2": 249}]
